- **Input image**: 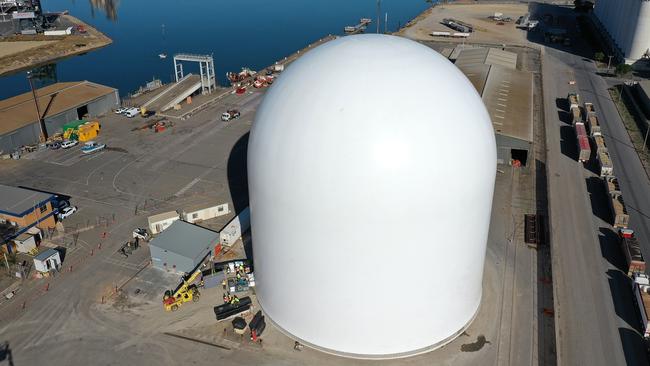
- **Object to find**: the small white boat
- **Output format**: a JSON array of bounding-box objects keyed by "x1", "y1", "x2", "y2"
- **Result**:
[
  {"x1": 159, "y1": 53, "x2": 167, "y2": 59},
  {"x1": 81, "y1": 141, "x2": 106, "y2": 154}
]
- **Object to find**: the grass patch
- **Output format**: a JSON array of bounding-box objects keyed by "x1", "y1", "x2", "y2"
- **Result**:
[{"x1": 609, "y1": 86, "x2": 650, "y2": 178}]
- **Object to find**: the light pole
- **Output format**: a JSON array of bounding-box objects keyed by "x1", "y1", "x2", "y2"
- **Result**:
[
  {"x1": 607, "y1": 55, "x2": 613, "y2": 73},
  {"x1": 26, "y1": 71, "x2": 47, "y2": 141}
]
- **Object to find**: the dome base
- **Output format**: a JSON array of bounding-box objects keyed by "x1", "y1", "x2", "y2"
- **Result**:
[{"x1": 258, "y1": 295, "x2": 482, "y2": 360}]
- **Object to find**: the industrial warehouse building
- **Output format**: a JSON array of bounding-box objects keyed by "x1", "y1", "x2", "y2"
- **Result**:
[
  {"x1": 149, "y1": 220, "x2": 219, "y2": 273},
  {"x1": 593, "y1": 0, "x2": 650, "y2": 64},
  {"x1": 454, "y1": 47, "x2": 533, "y2": 166},
  {"x1": 0, "y1": 81, "x2": 119, "y2": 153}
]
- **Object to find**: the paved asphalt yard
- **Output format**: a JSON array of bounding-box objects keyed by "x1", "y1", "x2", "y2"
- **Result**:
[
  {"x1": 533, "y1": 3, "x2": 650, "y2": 366},
  {"x1": 0, "y1": 12, "x2": 553, "y2": 366}
]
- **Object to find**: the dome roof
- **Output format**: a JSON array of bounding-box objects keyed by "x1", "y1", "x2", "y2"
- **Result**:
[{"x1": 247, "y1": 34, "x2": 496, "y2": 358}]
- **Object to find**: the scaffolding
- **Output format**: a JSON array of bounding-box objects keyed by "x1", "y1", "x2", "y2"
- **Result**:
[{"x1": 173, "y1": 53, "x2": 216, "y2": 95}]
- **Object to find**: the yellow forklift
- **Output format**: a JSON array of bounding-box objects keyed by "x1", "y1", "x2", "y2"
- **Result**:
[{"x1": 162, "y1": 261, "x2": 207, "y2": 312}]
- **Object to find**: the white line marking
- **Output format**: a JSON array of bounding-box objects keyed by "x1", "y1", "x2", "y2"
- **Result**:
[{"x1": 175, "y1": 178, "x2": 201, "y2": 197}]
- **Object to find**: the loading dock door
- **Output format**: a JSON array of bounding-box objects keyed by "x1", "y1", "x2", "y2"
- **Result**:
[
  {"x1": 511, "y1": 149, "x2": 528, "y2": 166},
  {"x1": 77, "y1": 105, "x2": 89, "y2": 119}
]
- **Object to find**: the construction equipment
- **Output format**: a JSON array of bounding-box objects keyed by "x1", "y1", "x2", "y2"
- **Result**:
[
  {"x1": 162, "y1": 261, "x2": 207, "y2": 311},
  {"x1": 221, "y1": 109, "x2": 241, "y2": 121}
]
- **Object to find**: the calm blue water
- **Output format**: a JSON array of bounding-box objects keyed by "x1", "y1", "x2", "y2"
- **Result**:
[{"x1": 0, "y1": 0, "x2": 430, "y2": 99}]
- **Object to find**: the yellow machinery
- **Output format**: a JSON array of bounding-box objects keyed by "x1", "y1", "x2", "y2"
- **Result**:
[
  {"x1": 77, "y1": 121, "x2": 101, "y2": 142},
  {"x1": 162, "y1": 263, "x2": 205, "y2": 311}
]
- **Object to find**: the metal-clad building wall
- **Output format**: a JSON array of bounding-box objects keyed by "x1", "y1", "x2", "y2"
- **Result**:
[
  {"x1": 594, "y1": 0, "x2": 650, "y2": 63},
  {"x1": 149, "y1": 245, "x2": 195, "y2": 273},
  {"x1": 495, "y1": 134, "x2": 532, "y2": 165},
  {"x1": 45, "y1": 109, "x2": 77, "y2": 136},
  {"x1": 0, "y1": 123, "x2": 41, "y2": 153},
  {"x1": 0, "y1": 92, "x2": 118, "y2": 152},
  {"x1": 87, "y1": 91, "x2": 119, "y2": 117}
]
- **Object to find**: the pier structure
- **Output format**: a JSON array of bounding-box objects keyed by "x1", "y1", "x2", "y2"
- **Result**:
[{"x1": 173, "y1": 53, "x2": 216, "y2": 95}]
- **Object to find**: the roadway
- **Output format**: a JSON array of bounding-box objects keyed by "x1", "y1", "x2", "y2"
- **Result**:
[{"x1": 540, "y1": 10, "x2": 650, "y2": 366}]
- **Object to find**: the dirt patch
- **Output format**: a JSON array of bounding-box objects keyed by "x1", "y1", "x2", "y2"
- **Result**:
[
  {"x1": 396, "y1": 3, "x2": 531, "y2": 46},
  {"x1": 460, "y1": 334, "x2": 491, "y2": 352},
  {"x1": 0, "y1": 15, "x2": 112, "y2": 77},
  {"x1": 0, "y1": 41, "x2": 55, "y2": 58}
]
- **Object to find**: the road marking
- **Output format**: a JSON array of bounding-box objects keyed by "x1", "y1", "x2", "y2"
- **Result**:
[
  {"x1": 498, "y1": 103, "x2": 507, "y2": 107},
  {"x1": 175, "y1": 178, "x2": 201, "y2": 197}
]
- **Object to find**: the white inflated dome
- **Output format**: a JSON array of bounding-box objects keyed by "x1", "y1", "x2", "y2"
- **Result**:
[{"x1": 247, "y1": 34, "x2": 496, "y2": 358}]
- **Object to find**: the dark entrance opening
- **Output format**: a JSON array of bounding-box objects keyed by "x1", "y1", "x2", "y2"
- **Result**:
[
  {"x1": 76, "y1": 105, "x2": 88, "y2": 120},
  {"x1": 511, "y1": 149, "x2": 528, "y2": 166}
]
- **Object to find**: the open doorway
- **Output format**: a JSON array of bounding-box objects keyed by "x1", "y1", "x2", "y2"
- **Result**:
[
  {"x1": 76, "y1": 105, "x2": 88, "y2": 120},
  {"x1": 511, "y1": 149, "x2": 528, "y2": 166}
]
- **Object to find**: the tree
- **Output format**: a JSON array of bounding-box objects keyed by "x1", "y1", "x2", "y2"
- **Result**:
[
  {"x1": 594, "y1": 52, "x2": 605, "y2": 62},
  {"x1": 616, "y1": 63, "x2": 633, "y2": 76}
]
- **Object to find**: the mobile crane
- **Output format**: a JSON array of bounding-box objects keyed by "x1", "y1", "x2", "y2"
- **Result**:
[{"x1": 162, "y1": 261, "x2": 207, "y2": 312}]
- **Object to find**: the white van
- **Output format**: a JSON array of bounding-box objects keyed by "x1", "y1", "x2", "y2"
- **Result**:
[{"x1": 125, "y1": 107, "x2": 140, "y2": 118}]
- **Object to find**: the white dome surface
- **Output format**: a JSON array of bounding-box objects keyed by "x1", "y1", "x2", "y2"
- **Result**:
[{"x1": 247, "y1": 34, "x2": 496, "y2": 358}]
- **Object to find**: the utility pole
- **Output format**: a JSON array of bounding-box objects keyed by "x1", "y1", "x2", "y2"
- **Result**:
[
  {"x1": 384, "y1": 12, "x2": 388, "y2": 34},
  {"x1": 27, "y1": 71, "x2": 47, "y2": 141},
  {"x1": 643, "y1": 120, "x2": 650, "y2": 151},
  {"x1": 607, "y1": 55, "x2": 613, "y2": 73},
  {"x1": 376, "y1": 0, "x2": 381, "y2": 34}
]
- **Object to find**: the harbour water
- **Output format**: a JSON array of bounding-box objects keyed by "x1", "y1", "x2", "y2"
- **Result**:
[{"x1": 0, "y1": 0, "x2": 430, "y2": 100}]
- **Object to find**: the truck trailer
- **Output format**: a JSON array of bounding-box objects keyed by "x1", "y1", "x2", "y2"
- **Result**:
[
  {"x1": 571, "y1": 107, "x2": 582, "y2": 125},
  {"x1": 621, "y1": 232, "x2": 645, "y2": 276},
  {"x1": 568, "y1": 92, "x2": 580, "y2": 110},
  {"x1": 597, "y1": 151, "x2": 613, "y2": 177},
  {"x1": 594, "y1": 135, "x2": 607, "y2": 154},
  {"x1": 633, "y1": 283, "x2": 650, "y2": 339},
  {"x1": 587, "y1": 115, "x2": 601, "y2": 136},
  {"x1": 577, "y1": 135, "x2": 591, "y2": 162},
  {"x1": 609, "y1": 194, "x2": 629, "y2": 229}
]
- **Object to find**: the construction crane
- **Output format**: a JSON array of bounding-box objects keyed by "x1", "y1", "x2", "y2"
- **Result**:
[{"x1": 162, "y1": 260, "x2": 207, "y2": 312}]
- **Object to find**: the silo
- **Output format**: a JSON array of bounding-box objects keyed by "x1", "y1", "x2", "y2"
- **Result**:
[{"x1": 247, "y1": 34, "x2": 496, "y2": 358}]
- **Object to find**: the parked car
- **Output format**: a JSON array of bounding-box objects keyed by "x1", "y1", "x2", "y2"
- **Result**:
[
  {"x1": 61, "y1": 140, "x2": 78, "y2": 149},
  {"x1": 125, "y1": 107, "x2": 140, "y2": 118},
  {"x1": 142, "y1": 110, "x2": 156, "y2": 118},
  {"x1": 58, "y1": 206, "x2": 77, "y2": 220},
  {"x1": 114, "y1": 107, "x2": 128, "y2": 114},
  {"x1": 132, "y1": 228, "x2": 150, "y2": 241},
  {"x1": 47, "y1": 141, "x2": 61, "y2": 150}
]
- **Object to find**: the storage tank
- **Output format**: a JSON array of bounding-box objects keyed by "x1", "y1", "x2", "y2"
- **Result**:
[{"x1": 247, "y1": 34, "x2": 496, "y2": 358}]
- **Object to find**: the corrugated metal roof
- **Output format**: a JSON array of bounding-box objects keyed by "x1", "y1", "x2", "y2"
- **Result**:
[
  {"x1": 455, "y1": 48, "x2": 518, "y2": 70},
  {"x1": 149, "y1": 220, "x2": 219, "y2": 259},
  {"x1": 0, "y1": 81, "x2": 116, "y2": 136},
  {"x1": 0, "y1": 184, "x2": 53, "y2": 216},
  {"x1": 456, "y1": 63, "x2": 490, "y2": 95},
  {"x1": 34, "y1": 248, "x2": 58, "y2": 261},
  {"x1": 480, "y1": 65, "x2": 533, "y2": 142}
]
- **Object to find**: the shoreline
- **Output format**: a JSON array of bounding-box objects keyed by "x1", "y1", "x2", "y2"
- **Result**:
[{"x1": 0, "y1": 15, "x2": 112, "y2": 77}]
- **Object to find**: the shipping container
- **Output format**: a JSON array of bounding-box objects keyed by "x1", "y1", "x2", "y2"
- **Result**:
[
  {"x1": 571, "y1": 107, "x2": 582, "y2": 125},
  {"x1": 584, "y1": 102, "x2": 596, "y2": 117},
  {"x1": 219, "y1": 207, "x2": 250, "y2": 246},
  {"x1": 577, "y1": 135, "x2": 591, "y2": 162}
]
